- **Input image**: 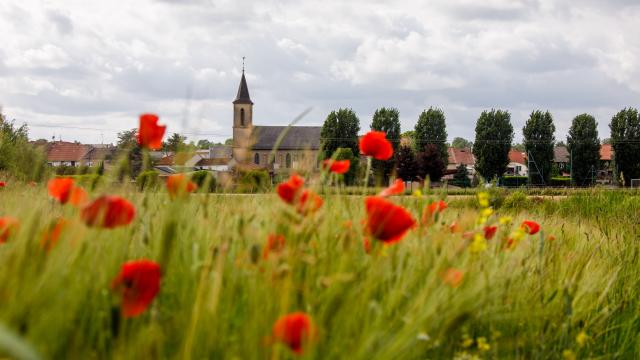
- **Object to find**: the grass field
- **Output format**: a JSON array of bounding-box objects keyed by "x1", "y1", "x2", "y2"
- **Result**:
[{"x1": 0, "y1": 181, "x2": 639, "y2": 359}]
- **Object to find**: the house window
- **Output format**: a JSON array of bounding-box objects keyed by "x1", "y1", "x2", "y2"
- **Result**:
[
  {"x1": 240, "y1": 108, "x2": 245, "y2": 126},
  {"x1": 254, "y1": 153, "x2": 260, "y2": 164},
  {"x1": 286, "y1": 153, "x2": 291, "y2": 168}
]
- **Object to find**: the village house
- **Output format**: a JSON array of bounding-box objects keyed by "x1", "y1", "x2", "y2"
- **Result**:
[{"x1": 506, "y1": 149, "x2": 528, "y2": 176}]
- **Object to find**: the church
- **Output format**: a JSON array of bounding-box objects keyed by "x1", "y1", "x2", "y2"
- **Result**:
[{"x1": 230, "y1": 70, "x2": 322, "y2": 173}]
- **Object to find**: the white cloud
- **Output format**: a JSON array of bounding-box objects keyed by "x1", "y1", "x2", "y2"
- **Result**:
[{"x1": 0, "y1": 0, "x2": 638, "y2": 144}]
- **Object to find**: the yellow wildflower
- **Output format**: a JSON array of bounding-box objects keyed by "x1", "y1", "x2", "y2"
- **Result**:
[
  {"x1": 576, "y1": 331, "x2": 589, "y2": 347},
  {"x1": 413, "y1": 189, "x2": 423, "y2": 198},
  {"x1": 477, "y1": 192, "x2": 489, "y2": 208},
  {"x1": 470, "y1": 233, "x2": 488, "y2": 253},
  {"x1": 477, "y1": 337, "x2": 490, "y2": 352},
  {"x1": 562, "y1": 349, "x2": 576, "y2": 360},
  {"x1": 499, "y1": 216, "x2": 512, "y2": 225},
  {"x1": 461, "y1": 334, "x2": 474, "y2": 348},
  {"x1": 481, "y1": 207, "x2": 493, "y2": 217}
]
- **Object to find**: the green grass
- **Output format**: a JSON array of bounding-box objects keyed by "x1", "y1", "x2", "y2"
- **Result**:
[{"x1": 0, "y1": 183, "x2": 639, "y2": 359}]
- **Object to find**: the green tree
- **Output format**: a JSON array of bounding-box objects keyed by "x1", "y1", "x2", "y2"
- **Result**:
[
  {"x1": 333, "y1": 147, "x2": 359, "y2": 185},
  {"x1": 320, "y1": 108, "x2": 360, "y2": 159},
  {"x1": 567, "y1": 114, "x2": 600, "y2": 186},
  {"x1": 164, "y1": 133, "x2": 187, "y2": 153},
  {"x1": 196, "y1": 139, "x2": 213, "y2": 149},
  {"x1": 416, "y1": 144, "x2": 445, "y2": 182},
  {"x1": 473, "y1": 109, "x2": 514, "y2": 181},
  {"x1": 0, "y1": 112, "x2": 48, "y2": 181},
  {"x1": 453, "y1": 164, "x2": 471, "y2": 187},
  {"x1": 610, "y1": 108, "x2": 640, "y2": 186},
  {"x1": 395, "y1": 144, "x2": 417, "y2": 182},
  {"x1": 415, "y1": 107, "x2": 448, "y2": 164},
  {"x1": 451, "y1": 137, "x2": 472, "y2": 149},
  {"x1": 523, "y1": 110, "x2": 556, "y2": 185},
  {"x1": 371, "y1": 107, "x2": 401, "y2": 185},
  {"x1": 115, "y1": 128, "x2": 143, "y2": 179}
]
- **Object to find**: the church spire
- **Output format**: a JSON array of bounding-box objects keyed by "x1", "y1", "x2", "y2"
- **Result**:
[{"x1": 233, "y1": 57, "x2": 253, "y2": 105}]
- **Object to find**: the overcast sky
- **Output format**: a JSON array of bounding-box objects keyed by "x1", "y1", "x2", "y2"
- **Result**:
[{"x1": 0, "y1": 0, "x2": 638, "y2": 145}]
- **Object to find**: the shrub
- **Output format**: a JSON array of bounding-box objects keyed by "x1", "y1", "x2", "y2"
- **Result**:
[
  {"x1": 191, "y1": 170, "x2": 217, "y2": 192},
  {"x1": 502, "y1": 190, "x2": 529, "y2": 210},
  {"x1": 237, "y1": 170, "x2": 270, "y2": 193},
  {"x1": 550, "y1": 176, "x2": 571, "y2": 187},
  {"x1": 500, "y1": 176, "x2": 528, "y2": 187},
  {"x1": 136, "y1": 171, "x2": 160, "y2": 191}
]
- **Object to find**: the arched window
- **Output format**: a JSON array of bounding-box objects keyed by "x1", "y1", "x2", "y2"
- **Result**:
[
  {"x1": 254, "y1": 153, "x2": 260, "y2": 164},
  {"x1": 286, "y1": 153, "x2": 291, "y2": 168},
  {"x1": 240, "y1": 108, "x2": 245, "y2": 126}
]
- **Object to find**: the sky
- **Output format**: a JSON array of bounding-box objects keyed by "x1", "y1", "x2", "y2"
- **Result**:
[{"x1": 0, "y1": 0, "x2": 638, "y2": 145}]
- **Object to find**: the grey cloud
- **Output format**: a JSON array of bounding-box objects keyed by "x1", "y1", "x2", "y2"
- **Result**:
[{"x1": 47, "y1": 10, "x2": 73, "y2": 35}]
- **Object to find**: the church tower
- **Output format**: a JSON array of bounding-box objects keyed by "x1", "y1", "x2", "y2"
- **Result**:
[{"x1": 232, "y1": 64, "x2": 253, "y2": 163}]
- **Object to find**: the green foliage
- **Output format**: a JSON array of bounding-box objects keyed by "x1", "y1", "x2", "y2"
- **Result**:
[
  {"x1": 567, "y1": 114, "x2": 600, "y2": 186},
  {"x1": 523, "y1": 110, "x2": 556, "y2": 185},
  {"x1": 501, "y1": 190, "x2": 529, "y2": 210},
  {"x1": 451, "y1": 137, "x2": 472, "y2": 149},
  {"x1": 452, "y1": 164, "x2": 471, "y2": 188},
  {"x1": 115, "y1": 128, "x2": 143, "y2": 180},
  {"x1": 371, "y1": 107, "x2": 401, "y2": 185},
  {"x1": 236, "y1": 170, "x2": 270, "y2": 193},
  {"x1": 320, "y1": 108, "x2": 360, "y2": 159},
  {"x1": 550, "y1": 176, "x2": 571, "y2": 187},
  {"x1": 473, "y1": 109, "x2": 514, "y2": 181},
  {"x1": 610, "y1": 108, "x2": 640, "y2": 186},
  {"x1": 196, "y1": 139, "x2": 213, "y2": 149},
  {"x1": 0, "y1": 114, "x2": 48, "y2": 181},
  {"x1": 164, "y1": 133, "x2": 187, "y2": 153},
  {"x1": 500, "y1": 176, "x2": 528, "y2": 187},
  {"x1": 395, "y1": 145, "x2": 417, "y2": 182},
  {"x1": 416, "y1": 144, "x2": 445, "y2": 182},
  {"x1": 414, "y1": 107, "x2": 448, "y2": 164},
  {"x1": 191, "y1": 170, "x2": 217, "y2": 192},
  {"x1": 136, "y1": 170, "x2": 160, "y2": 191},
  {"x1": 333, "y1": 148, "x2": 359, "y2": 185}
]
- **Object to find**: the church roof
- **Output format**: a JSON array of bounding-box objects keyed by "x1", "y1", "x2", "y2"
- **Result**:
[
  {"x1": 252, "y1": 126, "x2": 322, "y2": 151},
  {"x1": 233, "y1": 72, "x2": 253, "y2": 105}
]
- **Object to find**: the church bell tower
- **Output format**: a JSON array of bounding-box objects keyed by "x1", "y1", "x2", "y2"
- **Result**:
[{"x1": 232, "y1": 60, "x2": 253, "y2": 163}]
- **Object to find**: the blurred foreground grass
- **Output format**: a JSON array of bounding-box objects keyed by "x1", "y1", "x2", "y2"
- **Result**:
[{"x1": 0, "y1": 184, "x2": 639, "y2": 359}]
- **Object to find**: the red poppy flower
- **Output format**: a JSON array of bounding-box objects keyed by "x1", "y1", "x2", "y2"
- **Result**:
[
  {"x1": 422, "y1": 200, "x2": 447, "y2": 224},
  {"x1": 483, "y1": 225, "x2": 498, "y2": 240},
  {"x1": 137, "y1": 113, "x2": 166, "y2": 150},
  {"x1": 364, "y1": 196, "x2": 416, "y2": 244},
  {"x1": 166, "y1": 174, "x2": 198, "y2": 198},
  {"x1": 359, "y1": 131, "x2": 393, "y2": 160},
  {"x1": 297, "y1": 190, "x2": 323, "y2": 215},
  {"x1": 111, "y1": 259, "x2": 161, "y2": 318},
  {"x1": 48, "y1": 178, "x2": 75, "y2": 204},
  {"x1": 277, "y1": 174, "x2": 305, "y2": 205},
  {"x1": 272, "y1": 312, "x2": 316, "y2": 355},
  {"x1": 263, "y1": 234, "x2": 286, "y2": 259},
  {"x1": 520, "y1": 220, "x2": 540, "y2": 235},
  {"x1": 363, "y1": 237, "x2": 372, "y2": 254},
  {"x1": 41, "y1": 218, "x2": 67, "y2": 251},
  {"x1": 0, "y1": 217, "x2": 19, "y2": 244},
  {"x1": 378, "y1": 179, "x2": 404, "y2": 197},
  {"x1": 442, "y1": 268, "x2": 464, "y2": 287},
  {"x1": 0, "y1": 181, "x2": 6, "y2": 187},
  {"x1": 81, "y1": 195, "x2": 136, "y2": 228},
  {"x1": 322, "y1": 159, "x2": 350, "y2": 174},
  {"x1": 69, "y1": 186, "x2": 89, "y2": 208}
]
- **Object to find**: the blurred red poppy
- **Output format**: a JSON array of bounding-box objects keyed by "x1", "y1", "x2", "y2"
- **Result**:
[
  {"x1": 521, "y1": 220, "x2": 540, "y2": 235},
  {"x1": 442, "y1": 268, "x2": 464, "y2": 287},
  {"x1": 41, "y1": 218, "x2": 67, "y2": 251},
  {"x1": 322, "y1": 159, "x2": 350, "y2": 174},
  {"x1": 277, "y1": 174, "x2": 305, "y2": 204},
  {"x1": 81, "y1": 195, "x2": 136, "y2": 228},
  {"x1": 137, "y1": 113, "x2": 166, "y2": 150},
  {"x1": 0, "y1": 217, "x2": 19, "y2": 244},
  {"x1": 297, "y1": 190, "x2": 323, "y2": 215},
  {"x1": 166, "y1": 174, "x2": 198, "y2": 198},
  {"x1": 48, "y1": 178, "x2": 75, "y2": 204},
  {"x1": 111, "y1": 259, "x2": 161, "y2": 318},
  {"x1": 0, "y1": 181, "x2": 6, "y2": 187},
  {"x1": 69, "y1": 186, "x2": 89, "y2": 207},
  {"x1": 363, "y1": 237, "x2": 372, "y2": 254},
  {"x1": 272, "y1": 312, "x2": 316, "y2": 355},
  {"x1": 359, "y1": 131, "x2": 393, "y2": 160},
  {"x1": 484, "y1": 225, "x2": 498, "y2": 240},
  {"x1": 364, "y1": 196, "x2": 416, "y2": 244},
  {"x1": 263, "y1": 234, "x2": 286, "y2": 259},
  {"x1": 422, "y1": 200, "x2": 447, "y2": 224},
  {"x1": 450, "y1": 222, "x2": 460, "y2": 233},
  {"x1": 378, "y1": 179, "x2": 404, "y2": 197}
]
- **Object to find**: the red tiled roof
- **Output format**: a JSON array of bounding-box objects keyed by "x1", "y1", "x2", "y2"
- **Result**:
[
  {"x1": 196, "y1": 158, "x2": 230, "y2": 166},
  {"x1": 600, "y1": 144, "x2": 612, "y2": 161},
  {"x1": 508, "y1": 150, "x2": 526, "y2": 165},
  {"x1": 156, "y1": 153, "x2": 197, "y2": 166},
  {"x1": 448, "y1": 147, "x2": 475, "y2": 165},
  {"x1": 46, "y1": 142, "x2": 90, "y2": 162}
]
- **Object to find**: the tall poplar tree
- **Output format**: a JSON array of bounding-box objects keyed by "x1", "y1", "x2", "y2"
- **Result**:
[
  {"x1": 473, "y1": 109, "x2": 514, "y2": 181},
  {"x1": 567, "y1": 114, "x2": 600, "y2": 186},
  {"x1": 610, "y1": 108, "x2": 640, "y2": 186},
  {"x1": 523, "y1": 110, "x2": 555, "y2": 185}
]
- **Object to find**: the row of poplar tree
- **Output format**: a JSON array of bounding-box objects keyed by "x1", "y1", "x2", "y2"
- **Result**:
[{"x1": 319, "y1": 107, "x2": 640, "y2": 186}]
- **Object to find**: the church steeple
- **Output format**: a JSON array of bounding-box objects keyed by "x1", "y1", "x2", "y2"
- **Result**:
[{"x1": 233, "y1": 60, "x2": 253, "y2": 105}]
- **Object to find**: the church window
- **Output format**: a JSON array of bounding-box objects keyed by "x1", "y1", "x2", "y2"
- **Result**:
[
  {"x1": 254, "y1": 153, "x2": 260, "y2": 164},
  {"x1": 240, "y1": 108, "x2": 245, "y2": 126},
  {"x1": 286, "y1": 153, "x2": 291, "y2": 168}
]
